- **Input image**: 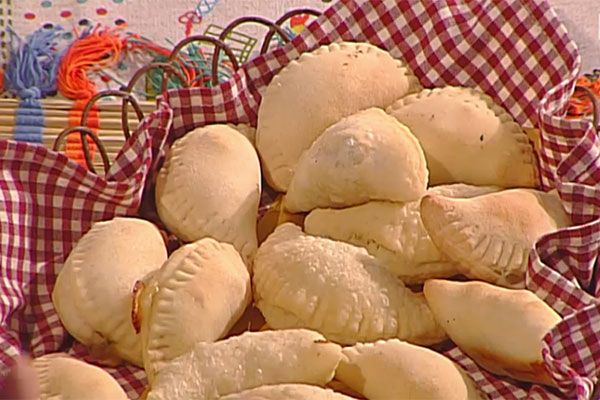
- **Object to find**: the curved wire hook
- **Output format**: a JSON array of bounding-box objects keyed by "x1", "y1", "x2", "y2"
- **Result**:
[
  {"x1": 120, "y1": 62, "x2": 191, "y2": 138},
  {"x1": 53, "y1": 126, "x2": 111, "y2": 175},
  {"x1": 260, "y1": 9, "x2": 322, "y2": 55},
  {"x1": 574, "y1": 85, "x2": 599, "y2": 134},
  {"x1": 213, "y1": 17, "x2": 291, "y2": 83},
  {"x1": 81, "y1": 90, "x2": 145, "y2": 140},
  {"x1": 168, "y1": 35, "x2": 239, "y2": 87}
]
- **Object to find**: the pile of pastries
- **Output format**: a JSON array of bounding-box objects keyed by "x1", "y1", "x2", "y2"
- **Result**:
[{"x1": 43, "y1": 42, "x2": 570, "y2": 399}]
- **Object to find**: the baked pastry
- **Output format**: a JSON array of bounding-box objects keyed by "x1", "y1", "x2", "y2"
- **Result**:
[
  {"x1": 32, "y1": 353, "x2": 127, "y2": 400},
  {"x1": 227, "y1": 123, "x2": 256, "y2": 146},
  {"x1": 134, "y1": 238, "x2": 251, "y2": 383},
  {"x1": 253, "y1": 223, "x2": 446, "y2": 345},
  {"x1": 336, "y1": 339, "x2": 482, "y2": 400},
  {"x1": 256, "y1": 41, "x2": 421, "y2": 191},
  {"x1": 420, "y1": 188, "x2": 571, "y2": 288},
  {"x1": 387, "y1": 86, "x2": 538, "y2": 187},
  {"x1": 52, "y1": 217, "x2": 167, "y2": 366},
  {"x1": 423, "y1": 279, "x2": 561, "y2": 386},
  {"x1": 219, "y1": 384, "x2": 355, "y2": 400},
  {"x1": 155, "y1": 124, "x2": 261, "y2": 264},
  {"x1": 305, "y1": 184, "x2": 498, "y2": 284},
  {"x1": 285, "y1": 108, "x2": 428, "y2": 213},
  {"x1": 146, "y1": 329, "x2": 342, "y2": 400}
]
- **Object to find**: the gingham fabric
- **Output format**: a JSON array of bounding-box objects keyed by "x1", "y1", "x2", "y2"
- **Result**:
[{"x1": 0, "y1": 1, "x2": 598, "y2": 399}]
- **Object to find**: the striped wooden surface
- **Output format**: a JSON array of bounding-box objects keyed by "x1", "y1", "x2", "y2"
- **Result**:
[{"x1": 0, "y1": 98, "x2": 157, "y2": 171}]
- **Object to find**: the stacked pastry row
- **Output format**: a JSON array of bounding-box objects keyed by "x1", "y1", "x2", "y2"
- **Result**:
[
  {"x1": 252, "y1": 42, "x2": 569, "y2": 389},
  {"x1": 44, "y1": 41, "x2": 570, "y2": 400}
]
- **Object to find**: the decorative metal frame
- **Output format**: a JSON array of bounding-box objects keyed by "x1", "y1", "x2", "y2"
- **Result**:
[
  {"x1": 55, "y1": 8, "x2": 597, "y2": 175},
  {"x1": 54, "y1": 9, "x2": 322, "y2": 175}
]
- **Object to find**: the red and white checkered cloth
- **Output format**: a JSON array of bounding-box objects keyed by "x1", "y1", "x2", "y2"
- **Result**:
[{"x1": 1, "y1": 1, "x2": 598, "y2": 399}]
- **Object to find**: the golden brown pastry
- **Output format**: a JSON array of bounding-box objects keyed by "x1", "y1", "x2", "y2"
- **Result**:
[
  {"x1": 305, "y1": 184, "x2": 499, "y2": 284},
  {"x1": 420, "y1": 188, "x2": 571, "y2": 288},
  {"x1": 423, "y1": 279, "x2": 561, "y2": 386},
  {"x1": 387, "y1": 86, "x2": 538, "y2": 188},
  {"x1": 336, "y1": 339, "x2": 483, "y2": 400}
]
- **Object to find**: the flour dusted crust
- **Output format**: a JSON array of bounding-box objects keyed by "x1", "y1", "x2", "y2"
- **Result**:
[
  {"x1": 420, "y1": 189, "x2": 571, "y2": 288},
  {"x1": 33, "y1": 353, "x2": 127, "y2": 400},
  {"x1": 219, "y1": 384, "x2": 355, "y2": 400},
  {"x1": 305, "y1": 184, "x2": 499, "y2": 284},
  {"x1": 253, "y1": 223, "x2": 446, "y2": 345},
  {"x1": 387, "y1": 86, "x2": 538, "y2": 187},
  {"x1": 336, "y1": 340, "x2": 483, "y2": 400},
  {"x1": 256, "y1": 41, "x2": 422, "y2": 191},
  {"x1": 138, "y1": 238, "x2": 251, "y2": 383},
  {"x1": 146, "y1": 329, "x2": 342, "y2": 400},
  {"x1": 285, "y1": 108, "x2": 428, "y2": 213},
  {"x1": 52, "y1": 217, "x2": 167, "y2": 366},
  {"x1": 155, "y1": 124, "x2": 261, "y2": 264},
  {"x1": 423, "y1": 280, "x2": 561, "y2": 386}
]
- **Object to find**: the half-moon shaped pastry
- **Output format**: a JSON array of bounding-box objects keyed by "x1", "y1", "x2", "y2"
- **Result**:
[
  {"x1": 420, "y1": 188, "x2": 571, "y2": 288},
  {"x1": 135, "y1": 238, "x2": 251, "y2": 383},
  {"x1": 387, "y1": 86, "x2": 538, "y2": 187},
  {"x1": 253, "y1": 223, "x2": 445, "y2": 345},
  {"x1": 33, "y1": 353, "x2": 127, "y2": 400},
  {"x1": 146, "y1": 329, "x2": 342, "y2": 400},
  {"x1": 219, "y1": 384, "x2": 355, "y2": 400},
  {"x1": 336, "y1": 339, "x2": 482, "y2": 400},
  {"x1": 305, "y1": 184, "x2": 498, "y2": 284},
  {"x1": 423, "y1": 279, "x2": 561, "y2": 386},
  {"x1": 52, "y1": 217, "x2": 167, "y2": 366},
  {"x1": 285, "y1": 108, "x2": 428, "y2": 213},
  {"x1": 156, "y1": 124, "x2": 261, "y2": 264},
  {"x1": 256, "y1": 41, "x2": 422, "y2": 191}
]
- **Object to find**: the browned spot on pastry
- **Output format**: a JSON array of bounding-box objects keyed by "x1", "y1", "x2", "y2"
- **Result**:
[
  {"x1": 131, "y1": 280, "x2": 145, "y2": 334},
  {"x1": 468, "y1": 347, "x2": 556, "y2": 387},
  {"x1": 225, "y1": 304, "x2": 267, "y2": 337},
  {"x1": 335, "y1": 363, "x2": 367, "y2": 396},
  {"x1": 87, "y1": 341, "x2": 123, "y2": 368}
]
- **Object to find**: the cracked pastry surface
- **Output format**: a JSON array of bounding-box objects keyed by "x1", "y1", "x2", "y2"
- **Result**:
[
  {"x1": 51, "y1": 217, "x2": 167, "y2": 367},
  {"x1": 420, "y1": 188, "x2": 571, "y2": 288},
  {"x1": 256, "y1": 41, "x2": 422, "y2": 191},
  {"x1": 253, "y1": 223, "x2": 446, "y2": 346},
  {"x1": 387, "y1": 86, "x2": 538, "y2": 188},
  {"x1": 156, "y1": 124, "x2": 261, "y2": 265},
  {"x1": 285, "y1": 108, "x2": 428, "y2": 213}
]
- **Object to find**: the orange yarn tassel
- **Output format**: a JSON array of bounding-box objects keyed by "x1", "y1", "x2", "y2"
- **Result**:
[
  {"x1": 66, "y1": 100, "x2": 99, "y2": 167},
  {"x1": 57, "y1": 26, "x2": 125, "y2": 167}
]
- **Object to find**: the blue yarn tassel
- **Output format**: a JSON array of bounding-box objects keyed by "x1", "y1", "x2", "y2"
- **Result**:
[{"x1": 5, "y1": 26, "x2": 64, "y2": 144}]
